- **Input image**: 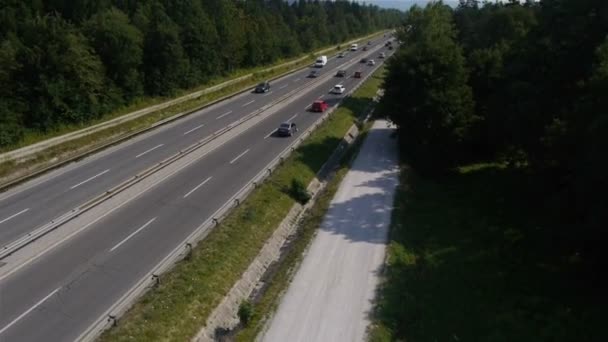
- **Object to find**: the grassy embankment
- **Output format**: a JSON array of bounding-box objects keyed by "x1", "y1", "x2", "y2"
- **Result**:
[
  {"x1": 98, "y1": 64, "x2": 386, "y2": 342},
  {"x1": 369, "y1": 162, "x2": 606, "y2": 341},
  {"x1": 0, "y1": 31, "x2": 386, "y2": 181}
]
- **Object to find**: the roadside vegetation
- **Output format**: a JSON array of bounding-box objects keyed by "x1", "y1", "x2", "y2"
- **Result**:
[
  {"x1": 98, "y1": 61, "x2": 386, "y2": 342},
  {"x1": 0, "y1": 0, "x2": 402, "y2": 150},
  {"x1": 372, "y1": 1, "x2": 607, "y2": 340}
]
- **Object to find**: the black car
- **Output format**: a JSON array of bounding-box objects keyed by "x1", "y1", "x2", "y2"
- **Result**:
[
  {"x1": 308, "y1": 70, "x2": 319, "y2": 78},
  {"x1": 255, "y1": 81, "x2": 270, "y2": 93},
  {"x1": 360, "y1": 58, "x2": 368, "y2": 63},
  {"x1": 336, "y1": 70, "x2": 347, "y2": 77}
]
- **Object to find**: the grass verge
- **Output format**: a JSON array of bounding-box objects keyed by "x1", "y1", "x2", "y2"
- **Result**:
[
  {"x1": 369, "y1": 163, "x2": 606, "y2": 341},
  {"x1": 0, "y1": 31, "x2": 386, "y2": 182},
  {"x1": 98, "y1": 58, "x2": 386, "y2": 342}
]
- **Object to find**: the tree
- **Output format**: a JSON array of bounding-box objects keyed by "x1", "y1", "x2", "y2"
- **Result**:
[
  {"x1": 379, "y1": 4, "x2": 476, "y2": 172},
  {"x1": 16, "y1": 15, "x2": 106, "y2": 130},
  {"x1": 84, "y1": 7, "x2": 144, "y2": 101},
  {"x1": 140, "y1": 2, "x2": 189, "y2": 95}
]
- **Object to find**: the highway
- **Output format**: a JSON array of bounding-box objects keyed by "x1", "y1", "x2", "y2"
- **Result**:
[
  {"x1": 0, "y1": 44, "x2": 351, "y2": 248},
  {"x1": 0, "y1": 37, "x2": 395, "y2": 341}
]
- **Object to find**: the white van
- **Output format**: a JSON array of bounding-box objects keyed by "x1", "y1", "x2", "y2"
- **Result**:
[
  {"x1": 315, "y1": 55, "x2": 327, "y2": 67},
  {"x1": 350, "y1": 43, "x2": 358, "y2": 51}
]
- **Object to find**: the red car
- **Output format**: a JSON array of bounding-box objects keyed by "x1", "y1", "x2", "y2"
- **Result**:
[{"x1": 311, "y1": 100, "x2": 328, "y2": 112}]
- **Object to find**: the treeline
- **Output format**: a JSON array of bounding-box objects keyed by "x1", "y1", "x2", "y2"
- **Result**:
[
  {"x1": 0, "y1": 0, "x2": 403, "y2": 147},
  {"x1": 380, "y1": 0, "x2": 607, "y2": 259}
]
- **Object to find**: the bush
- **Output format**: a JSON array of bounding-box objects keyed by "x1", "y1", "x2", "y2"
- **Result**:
[
  {"x1": 289, "y1": 178, "x2": 311, "y2": 205},
  {"x1": 238, "y1": 300, "x2": 254, "y2": 326}
]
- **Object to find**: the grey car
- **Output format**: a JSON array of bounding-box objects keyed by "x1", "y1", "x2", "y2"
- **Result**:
[{"x1": 277, "y1": 122, "x2": 298, "y2": 137}]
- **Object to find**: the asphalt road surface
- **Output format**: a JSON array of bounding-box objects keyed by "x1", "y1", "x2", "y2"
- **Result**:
[
  {"x1": 262, "y1": 120, "x2": 399, "y2": 342},
  {"x1": 0, "y1": 39, "x2": 395, "y2": 341}
]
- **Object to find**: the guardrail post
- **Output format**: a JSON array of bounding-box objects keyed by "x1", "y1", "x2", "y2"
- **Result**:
[
  {"x1": 152, "y1": 274, "x2": 160, "y2": 286},
  {"x1": 212, "y1": 218, "x2": 219, "y2": 225},
  {"x1": 108, "y1": 315, "x2": 117, "y2": 327},
  {"x1": 234, "y1": 198, "x2": 240, "y2": 206},
  {"x1": 184, "y1": 242, "x2": 193, "y2": 261}
]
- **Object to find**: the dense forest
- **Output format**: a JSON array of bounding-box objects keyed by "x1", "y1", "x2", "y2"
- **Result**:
[
  {"x1": 381, "y1": 0, "x2": 607, "y2": 283},
  {"x1": 0, "y1": 0, "x2": 403, "y2": 148}
]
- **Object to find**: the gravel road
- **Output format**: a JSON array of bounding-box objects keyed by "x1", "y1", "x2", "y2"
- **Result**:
[{"x1": 262, "y1": 120, "x2": 399, "y2": 342}]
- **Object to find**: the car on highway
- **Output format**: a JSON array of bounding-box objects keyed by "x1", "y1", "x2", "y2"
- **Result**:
[
  {"x1": 308, "y1": 70, "x2": 319, "y2": 78},
  {"x1": 367, "y1": 41, "x2": 372, "y2": 45},
  {"x1": 367, "y1": 59, "x2": 376, "y2": 66},
  {"x1": 331, "y1": 84, "x2": 345, "y2": 94},
  {"x1": 255, "y1": 81, "x2": 270, "y2": 93},
  {"x1": 360, "y1": 57, "x2": 368, "y2": 63},
  {"x1": 311, "y1": 100, "x2": 329, "y2": 112},
  {"x1": 379, "y1": 52, "x2": 386, "y2": 59},
  {"x1": 388, "y1": 45, "x2": 394, "y2": 50},
  {"x1": 363, "y1": 46, "x2": 368, "y2": 51},
  {"x1": 277, "y1": 122, "x2": 298, "y2": 136},
  {"x1": 354, "y1": 71, "x2": 362, "y2": 78},
  {"x1": 336, "y1": 69, "x2": 347, "y2": 77},
  {"x1": 338, "y1": 52, "x2": 346, "y2": 58}
]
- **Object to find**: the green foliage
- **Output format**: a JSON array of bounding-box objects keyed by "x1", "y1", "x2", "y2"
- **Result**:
[
  {"x1": 371, "y1": 165, "x2": 607, "y2": 341},
  {"x1": 288, "y1": 178, "x2": 311, "y2": 205},
  {"x1": 237, "y1": 300, "x2": 253, "y2": 326},
  {"x1": 84, "y1": 7, "x2": 144, "y2": 101},
  {"x1": 379, "y1": 3, "x2": 476, "y2": 172},
  {"x1": 0, "y1": 0, "x2": 404, "y2": 148},
  {"x1": 376, "y1": 1, "x2": 608, "y2": 339}
]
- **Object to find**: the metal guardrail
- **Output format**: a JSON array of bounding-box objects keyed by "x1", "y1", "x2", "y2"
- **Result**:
[
  {"x1": 75, "y1": 50, "x2": 388, "y2": 342},
  {"x1": 0, "y1": 43, "x2": 387, "y2": 260}
]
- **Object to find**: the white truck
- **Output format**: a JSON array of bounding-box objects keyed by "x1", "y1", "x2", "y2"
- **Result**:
[
  {"x1": 350, "y1": 43, "x2": 358, "y2": 51},
  {"x1": 315, "y1": 55, "x2": 328, "y2": 67}
]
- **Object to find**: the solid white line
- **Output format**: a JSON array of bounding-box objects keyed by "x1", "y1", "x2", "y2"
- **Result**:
[
  {"x1": 242, "y1": 100, "x2": 255, "y2": 107},
  {"x1": 287, "y1": 113, "x2": 299, "y2": 122},
  {"x1": 215, "y1": 111, "x2": 233, "y2": 120},
  {"x1": 183, "y1": 177, "x2": 212, "y2": 198},
  {"x1": 230, "y1": 149, "x2": 250, "y2": 164},
  {"x1": 264, "y1": 129, "x2": 277, "y2": 139},
  {"x1": 109, "y1": 217, "x2": 157, "y2": 252},
  {"x1": 294, "y1": 78, "x2": 301, "y2": 82},
  {"x1": 135, "y1": 144, "x2": 164, "y2": 159},
  {"x1": 0, "y1": 287, "x2": 60, "y2": 335},
  {"x1": 69, "y1": 169, "x2": 110, "y2": 190},
  {"x1": 183, "y1": 124, "x2": 205, "y2": 135},
  {"x1": 279, "y1": 84, "x2": 288, "y2": 90},
  {"x1": 318, "y1": 95, "x2": 325, "y2": 99},
  {"x1": 0, "y1": 208, "x2": 30, "y2": 225}
]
